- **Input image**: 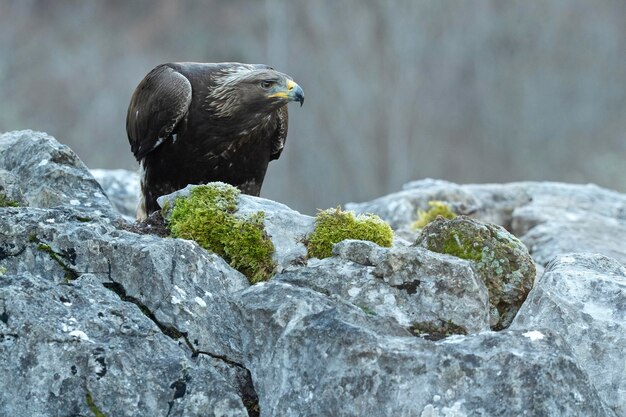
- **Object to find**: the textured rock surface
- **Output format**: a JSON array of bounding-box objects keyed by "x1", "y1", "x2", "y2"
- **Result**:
[
  {"x1": 416, "y1": 216, "x2": 536, "y2": 329},
  {"x1": 91, "y1": 168, "x2": 139, "y2": 219},
  {"x1": 237, "y1": 280, "x2": 612, "y2": 417},
  {"x1": 347, "y1": 179, "x2": 626, "y2": 266},
  {"x1": 2, "y1": 131, "x2": 625, "y2": 416},
  {"x1": 511, "y1": 253, "x2": 626, "y2": 416},
  {"x1": 278, "y1": 239, "x2": 491, "y2": 335},
  {"x1": 0, "y1": 273, "x2": 248, "y2": 417},
  {"x1": 0, "y1": 130, "x2": 117, "y2": 219},
  {"x1": 0, "y1": 206, "x2": 249, "y2": 363}
]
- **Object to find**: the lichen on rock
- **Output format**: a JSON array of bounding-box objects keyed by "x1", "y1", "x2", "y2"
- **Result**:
[
  {"x1": 166, "y1": 183, "x2": 275, "y2": 284},
  {"x1": 415, "y1": 215, "x2": 536, "y2": 329},
  {"x1": 306, "y1": 207, "x2": 393, "y2": 259}
]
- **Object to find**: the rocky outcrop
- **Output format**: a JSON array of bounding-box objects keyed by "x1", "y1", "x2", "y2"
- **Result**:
[{"x1": 1, "y1": 130, "x2": 624, "y2": 416}]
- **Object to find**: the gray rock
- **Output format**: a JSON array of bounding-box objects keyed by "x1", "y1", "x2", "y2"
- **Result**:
[
  {"x1": 237, "y1": 280, "x2": 612, "y2": 417},
  {"x1": 415, "y1": 216, "x2": 536, "y2": 329},
  {"x1": 0, "y1": 207, "x2": 249, "y2": 363},
  {"x1": 511, "y1": 253, "x2": 626, "y2": 416},
  {"x1": 91, "y1": 168, "x2": 140, "y2": 219},
  {"x1": 347, "y1": 178, "x2": 481, "y2": 230},
  {"x1": 278, "y1": 239, "x2": 490, "y2": 334},
  {"x1": 0, "y1": 273, "x2": 248, "y2": 417},
  {"x1": 510, "y1": 183, "x2": 626, "y2": 265},
  {"x1": 0, "y1": 168, "x2": 25, "y2": 206},
  {"x1": 0, "y1": 130, "x2": 118, "y2": 219},
  {"x1": 159, "y1": 183, "x2": 315, "y2": 271},
  {"x1": 2, "y1": 133, "x2": 625, "y2": 416},
  {"x1": 236, "y1": 194, "x2": 315, "y2": 271},
  {"x1": 347, "y1": 179, "x2": 626, "y2": 266}
]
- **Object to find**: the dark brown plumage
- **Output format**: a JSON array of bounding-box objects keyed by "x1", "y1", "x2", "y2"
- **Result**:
[{"x1": 126, "y1": 62, "x2": 304, "y2": 219}]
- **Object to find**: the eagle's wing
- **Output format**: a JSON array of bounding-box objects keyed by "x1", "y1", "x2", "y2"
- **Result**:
[
  {"x1": 126, "y1": 65, "x2": 192, "y2": 160},
  {"x1": 270, "y1": 105, "x2": 289, "y2": 161}
]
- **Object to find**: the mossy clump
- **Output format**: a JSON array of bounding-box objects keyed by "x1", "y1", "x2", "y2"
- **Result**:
[
  {"x1": 306, "y1": 207, "x2": 394, "y2": 259},
  {"x1": 415, "y1": 216, "x2": 536, "y2": 330},
  {"x1": 411, "y1": 201, "x2": 456, "y2": 230},
  {"x1": 0, "y1": 193, "x2": 19, "y2": 207},
  {"x1": 167, "y1": 184, "x2": 275, "y2": 284}
]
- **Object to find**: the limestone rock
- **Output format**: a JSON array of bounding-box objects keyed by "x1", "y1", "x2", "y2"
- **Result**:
[
  {"x1": 0, "y1": 130, "x2": 117, "y2": 219},
  {"x1": 0, "y1": 206, "x2": 249, "y2": 362},
  {"x1": 1, "y1": 131, "x2": 624, "y2": 416},
  {"x1": 91, "y1": 168, "x2": 140, "y2": 219},
  {"x1": 347, "y1": 179, "x2": 626, "y2": 266},
  {"x1": 511, "y1": 253, "x2": 626, "y2": 416},
  {"x1": 276, "y1": 240, "x2": 490, "y2": 335},
  {"x1": 0, "y1": 273, "x2": 248, "y2": 417},
  {"x1": 0, "y1": 168, "x2": 25, "y2": 206},
  {"x1": 416, "y1": 216, "x2": 536, "y2": 329},
  {"x1": 237, "y1": 280, "x2": 612, "y2": 417}
]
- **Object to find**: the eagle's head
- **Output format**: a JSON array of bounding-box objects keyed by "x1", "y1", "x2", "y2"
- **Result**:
[{"x1": 209, "y1": 65, "x2": 304, "y2": 118}]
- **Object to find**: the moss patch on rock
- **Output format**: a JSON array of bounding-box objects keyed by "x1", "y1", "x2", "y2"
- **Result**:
[
  {"x1": 85, "y1": 390, "x2": 108, "y2": 417},
  {"x1": 415, "y1": 216, "x2": 536, "y2": 330},
  {"x1": 0, "y1": 193, "x2": 19, "y2": 207},
  {"x1": 411, "y1": 201, "x2": 456, "y2": 230},
  {"x1": 167, "y1": 184, "x2": 275, "y2": 284},
  {"x1": 307, "y1": 207, "x2": 393, "y2": 259}
]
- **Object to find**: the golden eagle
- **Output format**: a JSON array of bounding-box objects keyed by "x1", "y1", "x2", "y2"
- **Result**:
[{"x1": 126, "y1": 62, "x2": 304, "y2": 219}]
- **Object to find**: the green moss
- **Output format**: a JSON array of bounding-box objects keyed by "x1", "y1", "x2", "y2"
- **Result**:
[
  {"x1": 0, "y1": 194, "x2": 19, "y2": 207},
  {"x1": 412, "y1": 201, "x2": 456, "y2": 230},
  {"x1": 356, "y1": 304, "x2": 376, "y2": 316},
  {"x1": 86, "y1": 390, "x2": 107, "y2": 417},
  {"x1": 0, "y1": 266, "x2": 6, "y2": 276},
  {"x1": 440, "y1": 231, "x2": 484, "y2": 262},
  {"x1": 306, "y1": 207, "x2": 394, "y2": 259},
  {"x1": 167, "y1": 184, "x2": 275, "y2": 284},
  {"x1": 33, "y1": 239, "x2": 79, "y2": 282}
]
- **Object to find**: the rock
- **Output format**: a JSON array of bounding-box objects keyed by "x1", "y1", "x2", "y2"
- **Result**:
[
  {"x1": 91, "y1": 168, "x2": 140, "y2": 219},
  {"x1": 277, "y1": 240, "x2": 490, "y2": 335},
  {"x1": 0, "y1": 130, "x2": 118, "y2": 219},
  {"x1": 347, "y1": 179, "x2": 626, "y2": 266},
  {"x1": 0, "y1": 273, "x2": 248, "y2": 417},
  {"x1": 511, "y1": 253, "x2": 626, "y2": 416},
  {"x1": 346, "y1": 179, "x2": 481, "y2": 230},
  {"x1": 0, "y1": 168, "x2": 26, "y2": 206},
  {"x1": 510, "y1": 183, "x2": 626, "y2": 265},
  {"x1": 159, "y1": 184, "x2": 315, "y2": 272},
  {"x1": 237, "y1": 280, "x2": 613, "y2": 417},
  {"x1": 415, "y1": 216, "x2": 536, "y2": 329},
  {"x1": 2, "y1": 132, "x2": 624, "y2": 415},
  {"x1": 0, "y1": 206, "x2": 249, "y2": 363}
]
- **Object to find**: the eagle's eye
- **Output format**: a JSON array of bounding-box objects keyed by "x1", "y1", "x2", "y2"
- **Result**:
[{"x1": 260, "y1": 80, "x2": 274, "y2": 89}]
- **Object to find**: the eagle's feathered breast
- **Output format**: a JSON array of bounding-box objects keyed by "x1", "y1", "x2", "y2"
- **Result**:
[{"x1": 126, "y1": 62, "x2": 303, "y2": 219}]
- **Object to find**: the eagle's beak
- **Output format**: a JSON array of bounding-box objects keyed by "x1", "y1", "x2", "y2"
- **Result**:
[
  {"x1": 268, "y1": 79, "x2": 304, "y2": 106},
  {"x1": 287, "y1": 80, "x2": 305, "y2": 107}
]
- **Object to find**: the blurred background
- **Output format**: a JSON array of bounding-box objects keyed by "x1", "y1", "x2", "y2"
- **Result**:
[{"x1": 1, "y1": 1, "x2": 625, "y2": 214}]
